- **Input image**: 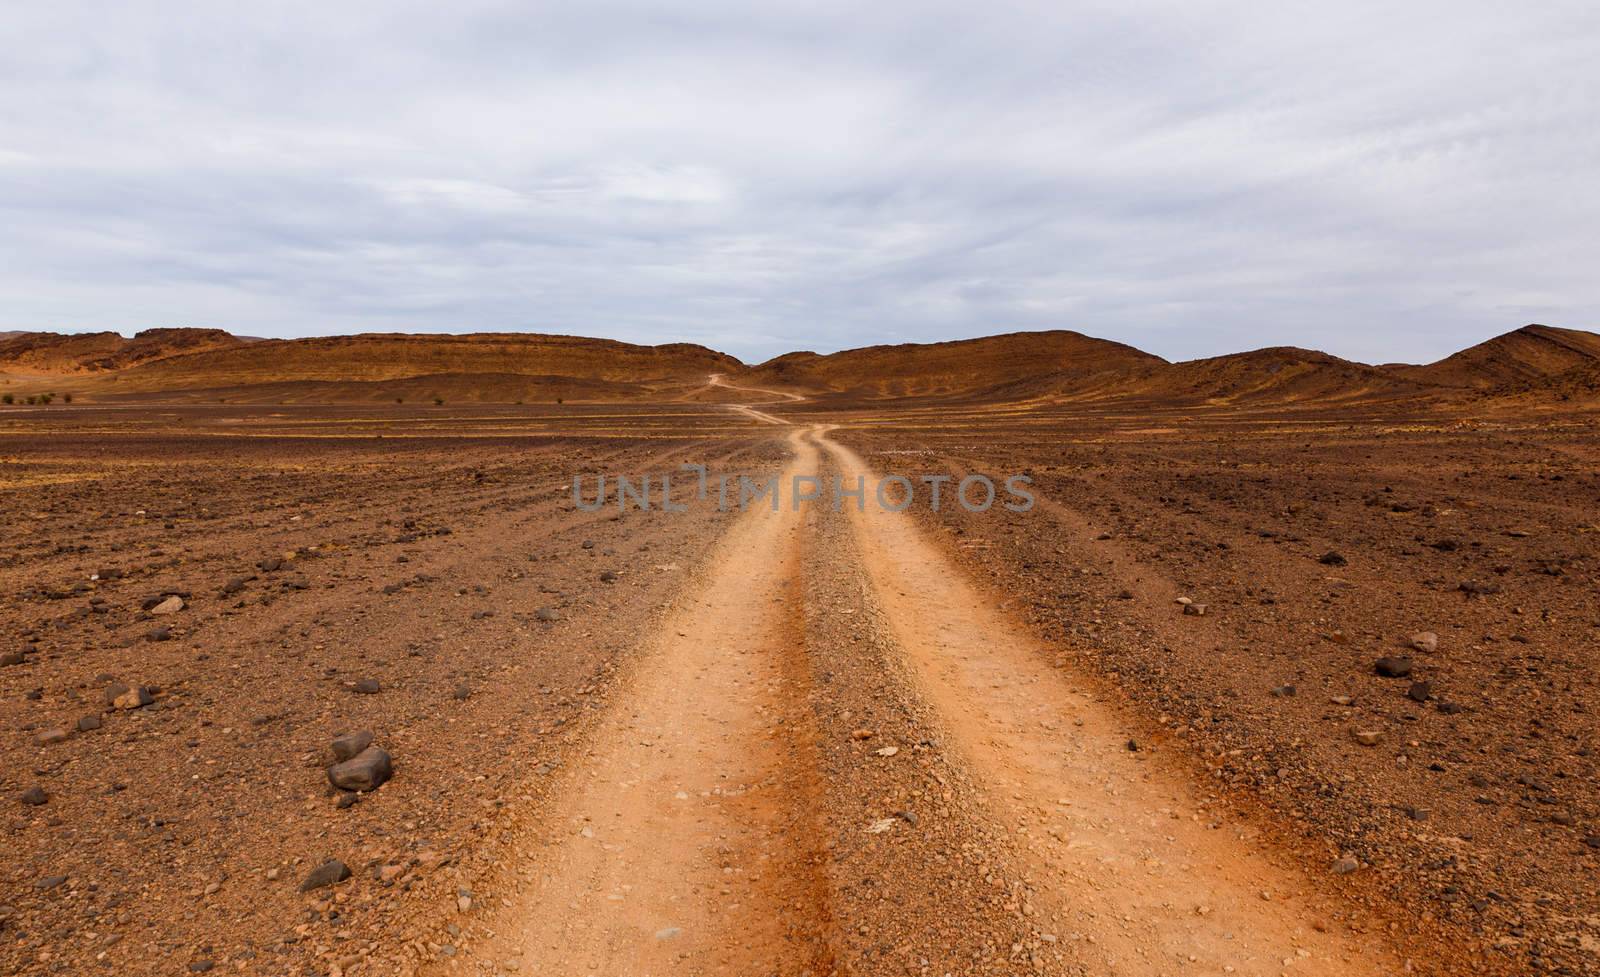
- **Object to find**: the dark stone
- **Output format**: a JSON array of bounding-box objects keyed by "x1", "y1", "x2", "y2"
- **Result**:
[
  {"x1": 353, "y1": 678, "x2": 381, "y2": 695},
  {"x1": 327, "y1": 746, "x2": 392, "y2": 792},
  {"x1": 1374, "y1": 657, "x2": 1413, "y2": 678},
  {"x1": 1407, "y1": 681, "x2": 1433, "y2": 702},
  {"x1": 19, "y1": 786, "x2": 48, "y2": 806},
  {"x1": 299, "y1": 859, "x2": 351, "y2": 891},
  {"x1": 331, "y1": 730, "x2": 374, "y2": 763},
  {"x1": 1318, "y1": 551, "x2": 1347, "y2": 566}
]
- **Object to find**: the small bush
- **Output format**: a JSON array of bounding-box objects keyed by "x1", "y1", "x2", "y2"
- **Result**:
[
  {"x1": 62, "y1": 393, "x2": 72, "y2": 404},
  {"x1": 1, "y1": 394, "x2": 11, "y2": 405},
  {"x1": 25, "y1": 395, "x2": 37, "y2": 405},
  {"x1": 433, "y1": 397, "x2": 444, "y2": 406}
]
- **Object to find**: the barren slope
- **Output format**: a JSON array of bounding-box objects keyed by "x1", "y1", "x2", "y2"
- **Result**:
[
  {"x1": 0, "y1": 328, "x2": 244, "y2": 376},
  {"x1": 746, "y1": 330, "x2": 1163, "y2": 399},
  {"x1": 1396, "y1": 324, "x2": 1600, "y2": 389}
]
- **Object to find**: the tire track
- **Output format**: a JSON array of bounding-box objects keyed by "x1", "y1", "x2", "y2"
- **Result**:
[
  {"x1": 459, "y1": 429, "x2": 833, "y2": 976},
  {"x1": 813, "y1": 426, "x2": 1409, "y2": 977}
]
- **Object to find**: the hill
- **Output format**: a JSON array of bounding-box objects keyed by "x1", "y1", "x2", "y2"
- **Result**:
[
  {"x1": 1109, "y1": 347, "x2": 1431, "y2": 406},
  {"x1": 0, "y1": 328, "x2": 245, "y2": 375},
  {"x1": 745, "y1": 330, "x2": 1164, "y2": 399},
  {"x1": 1393, "y1": 324, "x2": 1600, "y2": 389},
  {"x1": 15, "y1": 332, "x2": 742, "y2": 403}
]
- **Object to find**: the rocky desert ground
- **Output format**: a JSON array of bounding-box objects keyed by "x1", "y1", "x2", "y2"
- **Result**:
[{"x1": 3, "y1": 328, "x2": 1599, "y2": 977}]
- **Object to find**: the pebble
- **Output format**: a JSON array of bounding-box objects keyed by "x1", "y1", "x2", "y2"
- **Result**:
[
  {"x1": 327, "y1": 746, "x2": 393, "y2": 792},
  {"x1": 150, "y1": 595, "x2": 185, "y2": 616},
  {"x1": 1409, "y1": 632, "x2": 1439, "y2": 653},
  {"x1": 19, "y1": 785, "x2": 48, "y2": 806},
  {"x1": 34, "y1": 728, "x2": 69, "y2": 746},
  {"x1": 599, "y1": 570, "x2": 619, "y2": 584},
  {"x1": 1318, "y1": 551, "x2": 1348, "y2": 566},
  {"x1": 76, "y1": 714, "x2": 102, "y2": 732},
  {"x1": 1351, "y1": 729, "x2": 1383, "y2": 746},
  {"x1": 352, "y1": 678, "x2": 381, "y2": 695},
  {"x1": 1182, "y1": 603, "x2": 1208, "y2": 616},
  {"x1": 331, "y1": 730, "x2": 374, "y2": 762},
  {"x1": 1332, "y1": 857, "x2": 1360, "y2": 874},
  {"x1": 1407, "y1": 681, "x2": 1433, "y2": 702},
  {"x1": 299, "y1": 860, "x2": 351, "y2": 892},
  {"x1": 535, "y1": 607, "x2": 561, "y2": 622},
  {"x1": 1374, "y1": 657, "x2": 1412, "y2": 678},
  {"x1": 113, "y1": 686, "x2": 154, "y2": 710}
]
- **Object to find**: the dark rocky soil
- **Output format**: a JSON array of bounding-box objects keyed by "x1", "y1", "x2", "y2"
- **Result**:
[
  {"x1": 837, "y1": 403, "x2": 1600, "y2": 976},
  {"x1": 0, "y1": 404, "x2": 780, "y2": 977}
]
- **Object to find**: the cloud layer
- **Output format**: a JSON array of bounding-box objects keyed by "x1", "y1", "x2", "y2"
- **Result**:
[{"x1": 2, "y1": 0, "x2": 1596, "y2": 363}]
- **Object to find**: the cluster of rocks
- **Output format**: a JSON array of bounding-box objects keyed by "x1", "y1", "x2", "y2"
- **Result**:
[{"x1": 327, "y1": 729, "x2": 393, "y2": 799}]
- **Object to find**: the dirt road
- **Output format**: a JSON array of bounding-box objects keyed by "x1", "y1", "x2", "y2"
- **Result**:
[
  {"x1": 466, "y1": 429, "x2": 831, "y2": 975},
  {"x1": 433, "y1": 422, "x2": 1416, "y2": 977}
]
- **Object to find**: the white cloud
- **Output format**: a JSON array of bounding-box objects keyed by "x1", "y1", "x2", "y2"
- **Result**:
[{"x1": 0, "y1": 0, "x2": 1595, "y2": 363}]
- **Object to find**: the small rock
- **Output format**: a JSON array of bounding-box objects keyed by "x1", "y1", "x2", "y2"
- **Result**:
[
  {"x1": 1409, "y1": 632, "x2": 1439, "y2": 653},
  {"x1": 114, "y1": 686, "x2": 154, "y2": 710},
  {"x1": 331, "y1": 730, "x2": 375, "y2": 763},
  {"x1": 19, "y1": 786, "x2": 48, "y2": 806},
  {"x1": 299, "y1": 860, "x2": 351, "y2": 892},
  {"x1": 1270, "y1": 684, "x2": 1296, "y2": 697},
  {"x1": 535, "y1": 607, "x2": 560, "y2": 622},
  {"x1": 1374, "y1": 657, "x2": 1413, "y2": 678},
  {"x1": 352, "y1": 678, "x2": 381, "y2": 695},
  {"x1": 1407, "y1": 681, "x2": 1433, "y2": 703},
  {"x1": 150, "y1": 595, "x2": 185, "y2": 616},
  {"x1": 1182, "y1": 603, "x2": 1207, "y2": 616},
  {"x1": 34, "y1": 728, "x2": 69, "y2": 746},
  {"x1": 1331, "y1": 857, "x2": 1359, "y2": 875},
  {"x1": 599, "y1": 570, "x2": 619, "y2": 584},
  {"x1": 146, "y1": 626, "x2": 172, "y2": 642},
  {"x1": 76, "y1": 714, "x2": 102, "y2": 732},
  {"x1": 0, "y1": 650, "x2": 26, "y2": 667},
  {"x1": 452, "y1": 684, "x2": 472, "y2": 701},
  {"x1": 1352, "y1": 729, "x2": 1383, "y2": 746},
  {"x1": 34, "y1": 874, "x2": 67, "y2": 890},
  {"x1": 327, "y1": 746, "x2": 392, "y2": 792},
  {"x1": 1318, "y1": 551, "x2": 1347, "y2": 566}
]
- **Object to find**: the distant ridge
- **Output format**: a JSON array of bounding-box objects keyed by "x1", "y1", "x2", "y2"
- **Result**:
[
  {"x1": 1, "y1": 322, "x2": 1597, "y2": 408},
  {"x1": 1392, "y1": 324, "x2": 1600, "y2": 389},
  {"x1": 0, "y1": 328, "x2": 243, "y2": 375},
  {"x1": 746, "y1": 330, "x2": 1163, "y2": 399}
]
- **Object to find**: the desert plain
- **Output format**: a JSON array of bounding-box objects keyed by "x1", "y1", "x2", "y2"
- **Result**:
[{"x1": 2, "y1": 325, "x2": 1599, "y2": 977}]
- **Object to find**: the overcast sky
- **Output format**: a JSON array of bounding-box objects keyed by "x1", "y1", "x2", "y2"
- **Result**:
[{"x1": 2, "y1": 1, "x2": 1596, "y2": 364}]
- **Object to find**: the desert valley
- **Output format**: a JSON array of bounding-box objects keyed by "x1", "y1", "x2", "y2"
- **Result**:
[{"x1": 2, "y1": 323, "x2": 1598, "y2": 977}]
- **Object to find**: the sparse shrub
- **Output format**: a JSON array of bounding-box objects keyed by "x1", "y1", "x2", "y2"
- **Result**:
[
  {"x1": 556, "y1": 397, "x2": 564, "y2": 405},
  {"x1": 395, "y1": 397, "x2": 403, "y2": 404},
  {"x1": 433, "y1": 397, "x2": 444, "y2": 406},
  {"x1": 39, "y1": 393, "x2": 53, "y2": 405},
  {"x1": 1, "y1": 394, "x2": 11, "y2": 405},
  {"x1": 62, "y1": 393, "x2": 72, "y2": 404},
  {"x1": 25, "y1": 395, "x2": 37, "y2": 405}
]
